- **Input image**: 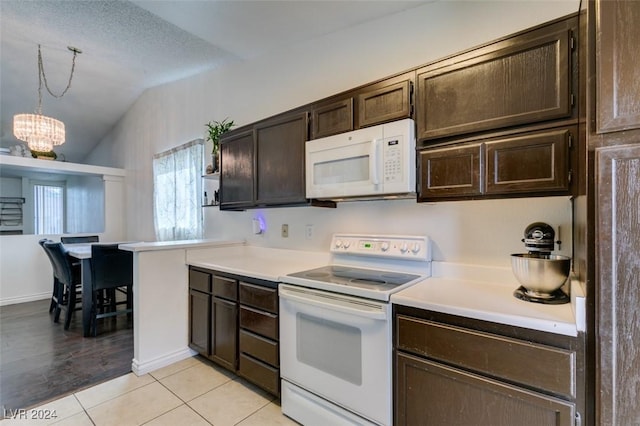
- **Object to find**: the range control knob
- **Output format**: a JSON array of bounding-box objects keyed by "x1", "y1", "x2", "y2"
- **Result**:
[
  {"x1": 400, "y1": 242, "x2": 409, "y2": 254},
  {"x1": 334, "y1": 240, "x2": 343, "y2": 249},
  {"x1": 380, "y1": 241, "x2": 390, "y2": 252},
  {"x1": 343, "y1": 240, "x2": 351, "y2": 249},
  {"x1": 411, "y1": 243, "x2": 421, "y2": 254}
]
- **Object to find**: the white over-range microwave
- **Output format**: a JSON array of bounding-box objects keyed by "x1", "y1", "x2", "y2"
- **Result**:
[{"x1": 305, "y1": 118, "x2": 416, "y2": 200}]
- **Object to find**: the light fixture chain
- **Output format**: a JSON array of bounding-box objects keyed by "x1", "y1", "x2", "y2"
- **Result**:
[{"x1": 37, "y1": 44, "x2": 79, "y2": 100}]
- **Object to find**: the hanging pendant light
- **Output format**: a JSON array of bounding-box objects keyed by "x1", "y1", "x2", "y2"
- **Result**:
[{"x1": 13, "y1": 44, "x2": 81, "y2": 153}]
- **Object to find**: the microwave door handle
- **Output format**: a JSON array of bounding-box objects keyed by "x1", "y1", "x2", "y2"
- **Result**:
[{"x1": 370, "y1": 139, "x2": 380, "y2": 185}]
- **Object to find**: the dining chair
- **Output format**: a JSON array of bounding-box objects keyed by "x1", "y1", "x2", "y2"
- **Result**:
[
  {"x1": 43, "y1": 241, "x2": 82, "y2": 329},
  {"x1": 38, "y1": 238, "x2": 62, "y2": 314},
  {"x1": 60, "y1": 235, "x2": 99, "y2": 244},
  {"x1": 89, "y1": 244, "x2": 133, "y2": 336}
]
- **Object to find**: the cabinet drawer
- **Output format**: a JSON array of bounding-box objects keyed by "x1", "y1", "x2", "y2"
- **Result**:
[
  {"x1": 239, "y1": 282, "x2": 278, "y2": 313},
  {"x1": 240, "y1": 329, "x2": 278, "y2": 367},
  {"x1": 213, "y1": 276, "x2": 237, "y2": 301},
  {"x1": 189, "y1": 269, "x2": 211, "y2": 293},
  {"x1": 239, "y1": 353, "x2": 280, "y2": 396},
  {"x1": 240, "y1": 306, "x2": 278, "y2": 340},
  {"x1": 396, "y1": 315, "x2": 576, "y2": 398}
]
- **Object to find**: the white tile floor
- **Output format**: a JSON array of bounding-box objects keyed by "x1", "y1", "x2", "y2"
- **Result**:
[{"x1": 1, "y1": 357, "x2": 298, "y2": 426}]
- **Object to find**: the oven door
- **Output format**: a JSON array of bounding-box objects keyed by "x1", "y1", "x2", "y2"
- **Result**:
[{"x1": 279, "y1": 284, "x2": 392, "y2": 426}]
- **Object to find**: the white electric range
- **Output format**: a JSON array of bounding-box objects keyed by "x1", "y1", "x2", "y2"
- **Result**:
[{"x1": 279, "y1": 234, "x2": 431, "y2": 426}]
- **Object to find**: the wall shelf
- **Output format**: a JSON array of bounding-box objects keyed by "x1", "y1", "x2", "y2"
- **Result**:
[{"x1": 202, "y1": 172, "x2": 220, "y2": 181}]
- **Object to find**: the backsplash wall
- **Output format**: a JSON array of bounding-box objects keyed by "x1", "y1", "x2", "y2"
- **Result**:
[{"x1": 204, "y1": 196, "x2": 573, "y2": 268}]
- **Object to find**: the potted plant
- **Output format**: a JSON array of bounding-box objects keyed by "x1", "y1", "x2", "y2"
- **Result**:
[{"x1": 205, "y1": 118, "x2": 234, "y2": 173}]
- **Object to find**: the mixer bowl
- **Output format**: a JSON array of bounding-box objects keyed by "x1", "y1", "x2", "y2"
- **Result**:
[{"x1": 510, "y1": 253, "x2": 571, "y2": 294}]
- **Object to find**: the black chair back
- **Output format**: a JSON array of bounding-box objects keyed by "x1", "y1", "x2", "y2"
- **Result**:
[
  {"x1": 43, "y1": 242, "x2": 75, "y2": 286},
  {"x1": 90, "y1": 244, "x2": 133, "y2": 291},
  {"x1": 61, "y1": 235, "x2": 99, "y2": 244}
]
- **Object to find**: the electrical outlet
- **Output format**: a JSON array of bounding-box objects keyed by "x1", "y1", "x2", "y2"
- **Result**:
[
  {"x1": 305, "y1": 224, "x2": 314, "y2": 240},
  {"x1": 281, "y1": 224, "x2": 289, "y2": 238}
]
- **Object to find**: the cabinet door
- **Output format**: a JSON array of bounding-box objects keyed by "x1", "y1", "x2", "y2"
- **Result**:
[
  {"x1": 596, "y1": 144, "x2": 640, "y2": 426},
  {"x1": 395, "y1": 352, "x2": 575, "y2": 426},
  {"x1": 357, "y1": 77, "x2": 412, "y2": 128},
  {"x1": 189, "y1": 289, "x2": 210, "y2": 355},
  {"x1": 255, "y1": 112, "x2": 308, "y2": 205},
  {"x1": 418, "y1": 143, "x2": 482, "y2": 200},
  {"x1": 220, "y1": 129, "x2": 255, "y2": 210},
  {"x1": 417, "y1": 22, "x2": 574, "y2": 141},
  {"x1": 210, "y1": 296, "x2": 238, "y2": 371},
  {"x1": 311, "y1": 97, "x2": 353, "y2": 139},
  {"x1": 596, "y1": 1, "x2": 640, "y2": 133},
  {"x1": 485, "y1": 127, "x2": 572, "y2": 195}
]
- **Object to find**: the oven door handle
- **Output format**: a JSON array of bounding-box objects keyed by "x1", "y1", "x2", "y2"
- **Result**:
[{"x1": 280, "y1": 287, "x2": 387, "y2": 320}]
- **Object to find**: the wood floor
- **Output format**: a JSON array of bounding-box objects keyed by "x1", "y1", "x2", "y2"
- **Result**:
[{"x1": 0, "y1": 298, "x2": 133, "y2": 412}]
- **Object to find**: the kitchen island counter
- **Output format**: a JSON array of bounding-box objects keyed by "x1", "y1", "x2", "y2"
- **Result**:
[
  {"x1": 391, "y1": 262, "x2": 586, "y2": 337},
  {"x1": 125, "y1": 238, "x2": 245, "y2": 376}
]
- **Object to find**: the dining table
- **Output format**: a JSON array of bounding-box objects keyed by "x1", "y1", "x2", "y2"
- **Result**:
[
  {"x1": 64, "y1": 242, "x2": 132, "y2": 337},
  {"x1": 63, "y1": 243, "x2": 96, "y2": 337}
]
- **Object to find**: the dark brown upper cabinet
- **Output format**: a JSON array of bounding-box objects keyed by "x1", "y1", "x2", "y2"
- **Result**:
[
  {"x1": 596, "y1": 1, "x2": 640, "y2": 133},
  {"x1": 417, "y1": 17, "x2": 577, "y2": 142},
  {"x1": 311, "y1": 98, "x2": 354, "y2": 139},
  {"x1": 418, "y1": 125, "x2": 575, "y2": 202},
  {"x1": 219, "y1": 110, "x2": 309, "y2": 210},
  {"x1": 219, "y1": 129, "x2": 255, "y2": 210},
  {"x1": 418, "y1": 143, "x2": 483, "y2": 199},
  {"x1": 485, "y1": 127, "x2": 571, "y2": 195},
  {"x1": 255, "y1": 111, "x2": 308, "y2": 206},
  {"x1": 356, "y1": 73, "x2": 413, "y2": 128}
]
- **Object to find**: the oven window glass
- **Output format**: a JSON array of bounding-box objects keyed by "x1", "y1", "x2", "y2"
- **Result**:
[
  {"x1": 314, "y1": 155, "x2": 369, "y2": 185},
  {"x1": 296, "y1": 313, "x2": 362, "y2": 385}
]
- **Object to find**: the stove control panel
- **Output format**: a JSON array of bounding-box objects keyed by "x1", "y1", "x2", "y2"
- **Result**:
[{"x1": 331, "y1": 234, "x2": 431, "y2": 261}]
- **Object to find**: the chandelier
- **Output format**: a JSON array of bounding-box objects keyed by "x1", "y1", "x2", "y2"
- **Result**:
[{"x1": 13, "y1": 44, "x2": 82, "y2": 153}]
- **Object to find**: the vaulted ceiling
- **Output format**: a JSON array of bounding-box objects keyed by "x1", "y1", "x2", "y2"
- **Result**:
[{"x1": 0, "y1": 0, "x2": 429, "y2": 163}]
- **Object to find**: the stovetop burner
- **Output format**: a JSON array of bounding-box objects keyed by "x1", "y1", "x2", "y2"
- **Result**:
[
  {"x1": 513, "y1": 286, "x2": 570, "y2": 305},
  {"x1": 287, "y1": 265, "x2": 421, "y2": 292}
]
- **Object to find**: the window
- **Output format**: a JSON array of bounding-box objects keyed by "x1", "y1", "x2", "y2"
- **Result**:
[
  {"x1": 153, "y1": 139, "x2": 204, "y2": 241},
  {"x1": 33, "y1": 183, "x2": 65, "y2": 234}
]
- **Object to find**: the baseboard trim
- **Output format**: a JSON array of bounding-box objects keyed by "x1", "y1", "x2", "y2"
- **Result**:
[
  {"x1": 131, "y1": 347, "x2": 198, "y2": 376},
  {"x1": 0, "y1": 292, "x2": 50, "y2": 306}
]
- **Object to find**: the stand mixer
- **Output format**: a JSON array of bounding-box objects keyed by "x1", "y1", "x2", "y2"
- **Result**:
[{"x1": 511, "y1": 222, "x2": 571, "y2": 304}]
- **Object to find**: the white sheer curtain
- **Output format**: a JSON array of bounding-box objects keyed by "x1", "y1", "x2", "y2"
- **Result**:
[{"x1": 153, "y1": 139, "x2": 204, "y2": 241}]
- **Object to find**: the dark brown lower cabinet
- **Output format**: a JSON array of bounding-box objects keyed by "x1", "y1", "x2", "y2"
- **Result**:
[
  {"x1": 396, "y1": 353, "x2": 575, "y2": 426},
  {"x1": 210, "y1": 297, "x2": 237, "y2": 371},
  {"x1": 189, "y1": 288, "x2": 210, "y2": 355},
  {"x1": 238, "y1": 282, "x2": 280, "y2": 396},
  {"x1": 188, "y1": 267, "x2": 280, "y2": 397},
  {"x1": 394, "y1": 307, "x2": 584, "y2": 426},
  {"x1": 188, "y1": 268, "x2": 238, "y2": 371}
]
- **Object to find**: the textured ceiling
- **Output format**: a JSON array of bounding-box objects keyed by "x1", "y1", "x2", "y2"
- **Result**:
[{"x1": 0, "y1": 0, "x2": 428, "y2": 163}]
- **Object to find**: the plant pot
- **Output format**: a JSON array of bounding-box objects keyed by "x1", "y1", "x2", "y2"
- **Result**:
[{"x1": 212, "y1": 153, "x2": 219, "y2": 173}]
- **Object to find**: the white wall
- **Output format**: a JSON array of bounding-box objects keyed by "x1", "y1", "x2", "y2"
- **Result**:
[
  {"x1": 86, "y1": 1, "x2": 580, "y2": 267},
  {"x1": 0, "y1": 174, "x2": 125, "y2": 305}
]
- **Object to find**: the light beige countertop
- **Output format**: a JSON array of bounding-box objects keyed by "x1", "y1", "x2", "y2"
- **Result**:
[
  {"x1": 119, "y1": 238, "x2": 244, "y2": 252},
  {"x1": 391, "y1": 262, "x2": 586, "y2": 337},
  {"x1": 186, "y1": 245, "x2": 331, "y2": 282}
]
